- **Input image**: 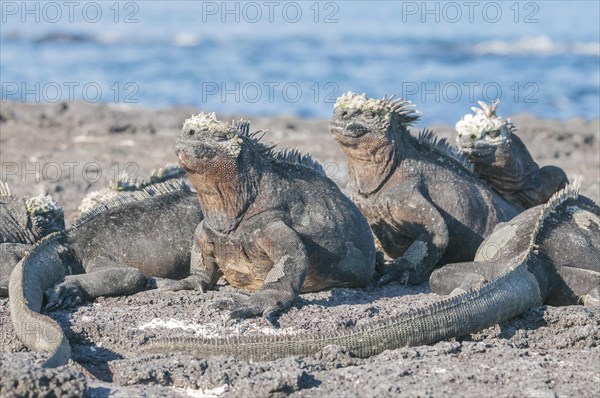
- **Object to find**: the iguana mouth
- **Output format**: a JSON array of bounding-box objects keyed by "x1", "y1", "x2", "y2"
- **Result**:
[
  {"x1": 330, "y1": 119, "x2": 369, "y2": 139},
  {"x1": 177, "y1": 151, "x2": 198, "y2": 174},
  {"x1": 459, "y1": 141, "x2": 496, "y2": 160}
]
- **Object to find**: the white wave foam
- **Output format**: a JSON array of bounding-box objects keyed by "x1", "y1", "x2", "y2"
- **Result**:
[
  {"x1": 174, "y1": 32, "x2": 201, "y2": 47},
  {"x1": 473, "y1": 35, "x2": 599, "y2": 56}
]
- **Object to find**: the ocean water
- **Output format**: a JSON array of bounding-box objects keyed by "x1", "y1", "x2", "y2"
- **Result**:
[{"x1": 1, "y1": 1, "x2": 599, "y2": 125}]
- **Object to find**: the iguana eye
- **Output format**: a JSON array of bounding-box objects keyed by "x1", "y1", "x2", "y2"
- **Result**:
[
  {"x1": 488, "y1": 129, "x2": 500, "y2": 138},
  {"x1": 189, "y1": 129, "x2": 195, "y2": 136}
]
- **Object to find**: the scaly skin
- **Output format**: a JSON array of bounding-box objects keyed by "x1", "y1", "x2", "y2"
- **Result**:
[
  {"x1": 329, "y1": 92, "x2": 521, "y2": 285},
  {"x1": 1, "y1": 182, "x2": 65, "y2": 296},
  {"x1": 455, "y1": 100, "x2": 568, "y2": 208},
  {"x1": 145, "y1": 182, "x2": 599, "y2": 360},
  {"x1": 9, "y1": 179, "x2": 203, "y2": 367},
  {"x1": 172, "y1": 113, "x2": 376, "y2": 324}
]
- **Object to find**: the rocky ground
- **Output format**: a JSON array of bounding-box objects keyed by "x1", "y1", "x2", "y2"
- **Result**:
[{"x1": 0, "y1": 101, "x2": 599, "y2": 397}]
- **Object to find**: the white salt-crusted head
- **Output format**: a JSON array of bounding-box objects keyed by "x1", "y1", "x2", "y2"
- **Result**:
[
  {"x1": 26, "y1": 194, "x2": 62, "y2": 216},
  {"x1": 181, "y1": 113, "x2": 244, "y2": 157},
  {"x1": 455, "y1": 100, "x2": 513, "y2": 145},
  {"x1": 335, "y1": 91, "x2": 389, "y2": 114},
  {"x1": 334, "y1": 91, "x2": 420, "y2": 128}
]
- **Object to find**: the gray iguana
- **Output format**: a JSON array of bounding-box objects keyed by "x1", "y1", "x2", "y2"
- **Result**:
[
  {"x1": 455, "y1": 100, "x2": 568, "y2": 208},
  {"x1": 9, "y1": 178, "x2": 203, "y2": 367},
  {"x1": 1, "y1": 182, "x2": 64, "y2": 296},
  {"x1": 144, "y1": 180, "x2": 600, "y2": 360},
  {"x1": 169, "y1": 113, "x2": 376, "y2": 323},
  {"x1": 329, "y1": 92, "x2": 521, "y2": 285}
]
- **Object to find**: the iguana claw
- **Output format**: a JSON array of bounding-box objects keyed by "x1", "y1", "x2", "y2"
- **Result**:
[{"x1": 225, "y1": 289, "x2": 291, "y2": 327}]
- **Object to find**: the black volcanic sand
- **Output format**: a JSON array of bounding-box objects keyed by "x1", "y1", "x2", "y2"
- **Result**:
[{"x1": 1, "y1": 101, "x2": 599, "y2": 397}]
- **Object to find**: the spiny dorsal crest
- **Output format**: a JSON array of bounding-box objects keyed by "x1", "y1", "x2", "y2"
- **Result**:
[
  {"x1": 25, "y1": 194, "x2": 63, "y2": 217},
  {"x1": 109, "y1": 171, "x2": 146, "y2": 192},
  {"x1": 455, "y1": 100, "x2": 516, "y2": 142},
  {"x1": 230, "y1": 119, "x2": 275, "y2": 156},
  {"x1": 107, "y1": 164, "x2": 186, "y2": 192},
  {"x1": 232, "y1": 119, "x2": 325, "y2": 174},
  {"x1": 0, "y1": 181, "x2": 12, "y2": 197},
  {"x1": 272, "y1": 148, "x2": 326, "y2": 176},
  {"x1": 417, "y1": 129, "x2": 474, "y2": 172},
  {"x1": 72, "y1": 179, "x2": 191, "y2": 230},
  {"x1": 527, "y1": 177, "x2": 581, "y2": 252},
  {"x1": 19, "y1": 231, "x2": 66, "y2": 259},
  {"x1": 182, "y1": 113, "x2": 243, "y2": 156},
  {"x1": 334, "y1": 91, "x2": 421, "y2": 127},
  {"x1": 148, "y1": 164, "x2": 186, "y2": 184}
]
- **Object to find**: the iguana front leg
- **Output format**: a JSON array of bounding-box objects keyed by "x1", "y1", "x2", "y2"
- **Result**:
[
  {"x1": 154, "y1": 222, "x2": 222, "y2": 292},
  {"x1": 44, "y1": 256, "x2": 146, "y2": 310},
  {"x1": 378, "y1": 193, "x2": 449, "y2": 285},
  {"x1": 227, "y1": 221, "x2": 309, "y2": 325}
]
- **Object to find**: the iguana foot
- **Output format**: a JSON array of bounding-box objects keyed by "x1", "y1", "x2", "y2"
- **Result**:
[
  {"x1": 377, "y1": 259, "x2": 423, "y2": 286},
  {"x1": 581, "y1": 287, "x2": 600, "y2": 307},
  {"x1": 581, "y1": 294, "x2": 600, "y2": 307},
  {"x1": 222, "y1": 289, "x2": 295, "y2": 327},
  {"x1": 44, "y1": 279, "x2": 89, "y2": 311}
]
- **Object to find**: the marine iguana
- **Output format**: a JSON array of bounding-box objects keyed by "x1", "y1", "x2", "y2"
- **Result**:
[
  {"x1": 171, "y1": 113, "x2": 376, "y2": 323},
  {"x1": 455, "y1": 100, "x2": 568, "y2": 208},
  {"x1": 145, "y1": 180, "x2": 600, "y2": 360},
  {"x1": 9, "y1": 179, "x2": 203, "y2": 367},
  {"x1": 41, "y1": 179, "x2": 203, "y2": 310},
  {"x1": 329, "y1": 92, "x2": 521, "y2": 285},
  {"x1": 1, "y1": 182, "x2": 64, "y2": 296}
]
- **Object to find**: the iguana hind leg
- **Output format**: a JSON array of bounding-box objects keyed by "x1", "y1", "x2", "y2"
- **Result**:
[{"x1": 44, "y1": 256, "x2": 146, "y2": 310}]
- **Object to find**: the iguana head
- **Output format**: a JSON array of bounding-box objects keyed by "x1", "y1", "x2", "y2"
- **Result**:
[
  {"x1": 25, "y1": 194, "x2": 65, "y2": 238},
  {"x1": 175, "y1": 113, "x2": 261, "y2": 232},
  {"x1": 455, "y1": 100, "x2": 515, "y2": 161},
  {"x1": 330, "y1": 92, "x2": 419, "y2": 196}
]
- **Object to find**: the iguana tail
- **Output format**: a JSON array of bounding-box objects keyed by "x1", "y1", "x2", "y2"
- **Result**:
[
  {"x1": 9, "y1": 232, "x2": 71, "y2": 367},
  {"x1": 145, "y1": 263, "x2": 543, "y2": 360}
]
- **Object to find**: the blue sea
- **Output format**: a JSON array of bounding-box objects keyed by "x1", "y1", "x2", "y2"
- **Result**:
[{"x1": 1, "y1": 1, "x2": 599, "y2": 125}]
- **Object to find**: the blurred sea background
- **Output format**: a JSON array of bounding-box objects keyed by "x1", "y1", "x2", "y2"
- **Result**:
[{"x1": 1, "y1": 0, "x2": 599, "y2": 125}]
